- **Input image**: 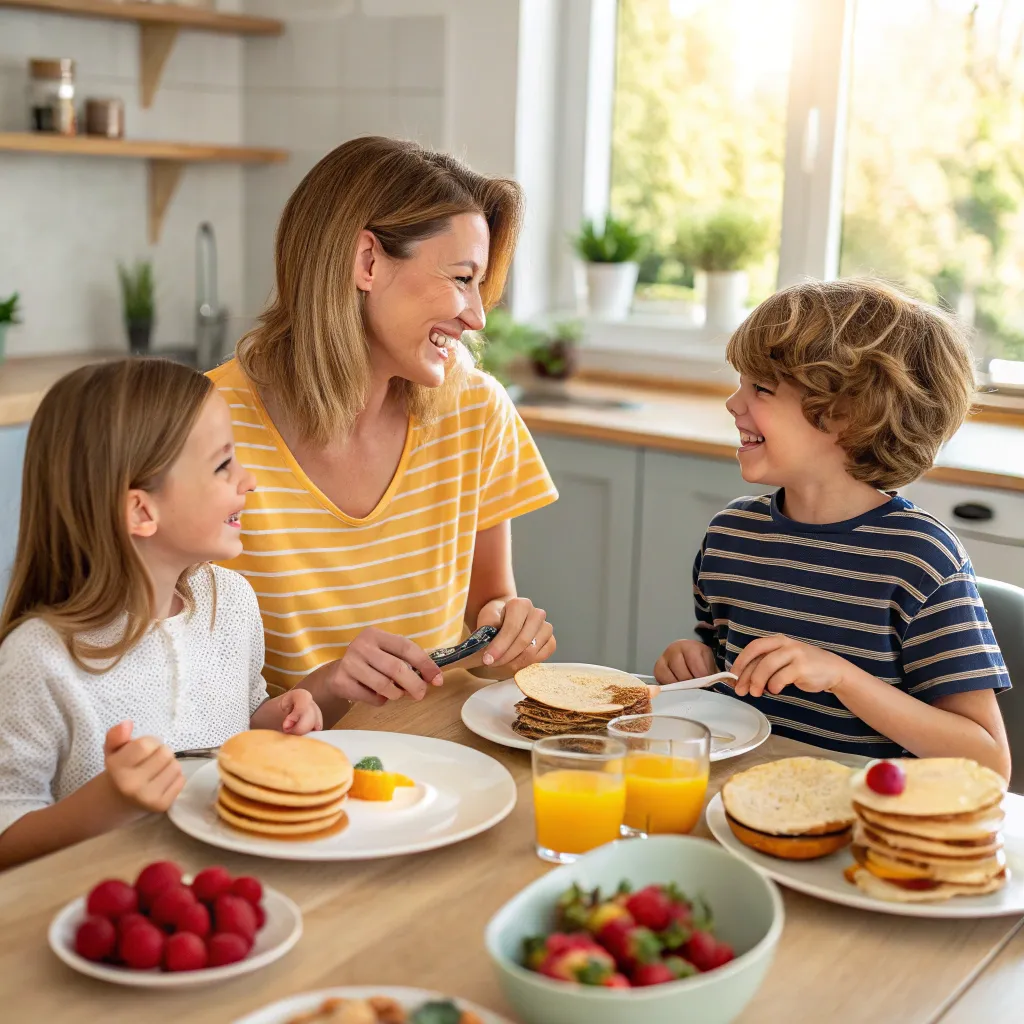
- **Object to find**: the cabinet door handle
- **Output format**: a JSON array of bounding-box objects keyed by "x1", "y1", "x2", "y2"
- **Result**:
[{"x1": 952, "y1": 502, "x2": 994, "y2": 522}]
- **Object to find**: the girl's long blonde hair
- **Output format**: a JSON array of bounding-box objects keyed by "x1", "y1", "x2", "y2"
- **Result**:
[
  {"x1": 238, "y1": 135, "x2": 524, "y2": 447},
  {"x1": 0, "y1": 358, "x2": 213, "y2": 670}
]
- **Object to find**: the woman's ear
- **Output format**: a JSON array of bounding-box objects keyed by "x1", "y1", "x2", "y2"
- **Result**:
[
  {"x1": 126, "y1": 489, "x2": 158, "y2": 539},
  {"x1": 352, "y1": 229, "x2": 379, "y2": 293}
]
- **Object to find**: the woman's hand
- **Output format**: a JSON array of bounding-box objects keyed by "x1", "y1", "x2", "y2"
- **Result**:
[
  {"x1": 731, "y1": 635, "x2": 851, "y2": 697},
  {"x1": 279, "y1": 688, "x2": 323, "y2": 734},
  {"x1": 653, "y1": 640, "x2": 718, "y2": 685},
  {"x1": 103, "y1": 720, "x2": 185, "y2": 813},
  {"x1": 475, "y1": 597, "x2": 555, "y2": 673},
  {"x1": 328, "y1": 628, "x2": 444, "y2": 706}
]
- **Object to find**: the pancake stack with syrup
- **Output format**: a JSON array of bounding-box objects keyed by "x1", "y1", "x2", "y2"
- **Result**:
[
  {"x1": 511, "y1": 663, "x2": 652, "y2": 740},
  {"x1": 848, "y1": 758, "x2": 1008, "y2": 902},
  {"x1": 215, "y1": 731, "x2": 353, "y2": 840}
]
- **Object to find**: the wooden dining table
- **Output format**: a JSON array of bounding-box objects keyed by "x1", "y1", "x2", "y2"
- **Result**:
[{"x1": 1, "y1": 669, "x2": 1021, "y2": 1024}]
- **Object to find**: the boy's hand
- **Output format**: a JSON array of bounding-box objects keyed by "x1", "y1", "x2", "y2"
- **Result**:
[
  {"x1": 731, "y1": 636, "x2": 850, "y2": 697},
  {"x1": 279, "y1": 688, "x2": 323, "y2": 735},
  {"x1": 654, "y1": 640, "x2": 718, "y2": 685},
  {"x1": 103, "y1": 720, "x2": 184, "y2": 813}
]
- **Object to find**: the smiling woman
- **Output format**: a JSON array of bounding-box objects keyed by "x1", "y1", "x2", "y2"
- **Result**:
[{"x1": 209, "y1": 137, "x2": 559, "y2": 720}]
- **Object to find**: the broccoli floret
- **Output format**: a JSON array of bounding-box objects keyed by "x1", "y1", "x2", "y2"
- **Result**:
[{"x1": 354, "y1": 755, "x2": 384, "y2": 772}]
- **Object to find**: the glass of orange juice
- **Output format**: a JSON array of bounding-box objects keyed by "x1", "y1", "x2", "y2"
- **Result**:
[
  {"x1": 607, "y1": 715, "x2": 711, "y2": 837},
  {"x1": 532, "y1": 735, "x2": 627, "y2": 863}
]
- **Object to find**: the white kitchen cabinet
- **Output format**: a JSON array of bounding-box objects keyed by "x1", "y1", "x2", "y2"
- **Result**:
[
  {"x1": 512, "y1": 435, "x2": 641, "y2": 670},
  {"x1": 634, "y1": 450, "x2": 749, "y2": 675},
  {"x1": 0, "y1": 424, "x2": 28, "y2": 597}
]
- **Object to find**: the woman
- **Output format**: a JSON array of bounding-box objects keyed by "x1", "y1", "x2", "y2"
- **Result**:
[{"x1": 211, "y1": 136, "x2": 558, "y2": 724}]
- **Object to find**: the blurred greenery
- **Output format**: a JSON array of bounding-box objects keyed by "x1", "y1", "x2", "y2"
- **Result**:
[
  {"x1": 118, "y1": 260, "x2": 155, "y2": 324},
  {"x1": 573, "y1": 216, "x2": 645, "y2": 263},
  {"x1": 0, "y1": 292, "x2": 20, "y2": 325},
  {"x1": 675, "y1": 205, "x2": 770, "y2": 272},
  {"x1": 475, "y1": 310, "x2": 585, "y2": 384}
]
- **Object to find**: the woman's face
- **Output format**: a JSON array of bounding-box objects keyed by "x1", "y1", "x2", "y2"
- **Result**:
[{"x1": 356, "y1": 212, "x2": 490, "y2": 388}]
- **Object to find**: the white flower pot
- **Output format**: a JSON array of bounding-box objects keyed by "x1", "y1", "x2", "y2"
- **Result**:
[
  {"x1": 704, "y1": 269, "x2": 749, "y2": 332},
  {"x1": 585, "y1": 261, "x2": 640, "y2": 320}
]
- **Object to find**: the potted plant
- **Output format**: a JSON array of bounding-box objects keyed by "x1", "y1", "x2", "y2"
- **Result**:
[
  {"x1": 118, "y1": 260, "x2": 155, "y2": 354},
  {"x1": 675, "y1": 206, "x2": 768, "y2": 331},
  {"x1": 531, "y1": 319, "x2": 584, "y2": 381},
  {"x1": 475, "y1": 307, "x2": 545, "y2": 389},
  {"x1": 0, "y1": 292, "x2": 21, "y2": 363},
  {"x1": 573, "y1": 216, "x2": 644, "y2": 320}
]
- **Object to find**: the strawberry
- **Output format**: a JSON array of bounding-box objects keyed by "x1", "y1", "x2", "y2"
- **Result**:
[
  {"x1": 625, "y1": 885, "x2": 675, "y2": 932},
  {"x1": 207, "y1": 932, "x2": 250, "y2": 967},
  {"x1": 175, "y1": 901, "x2": 211, "y2": 938},
  {"x1": 214, "y1": 893, "x2": 258, "y2": 944},
  {"x1": 554, "y1": 883, "x2": 597, "y2": 932},
  {"x1": 546, "y1": 932, "x2": 602, "y2": 955},
  {"x1": 539, "y1": 945, "x2": 617, "y2": 985},
  {"x1": 664, "y1": 955, "x2": 698, "y2": 979},
  {"x1": 586, "y1": 900, "x2": 633, "y2": 935},
  {"x1": 230, "y1": 876, "x2": 263, "y2": 906},
  {"x1": 135, "y1": 861, "x2": 183, "y2": 911},
  {"x1": 597, "y1": 920, "x2": 663, "y2": 972},
  {"x1": 163, "y1": 932, "x2": 208, "y2": 972},
  {"x1": 191, "y1": 866, "x2": 233, "y2": 904},
  {"x1": 683, "y1": 931, "x2": 733, "y2": 972},
  {"x1": 86, "y1": 879, "x2": 138, "y2": 921},
  {"x1": 150, "y1": 885, "x2": 198, "y2": 933},
  {"x1": 74, "y1": 916, "x2": 116, "y2": 962},
  {"x1": 631, "y1": 961, "x2": 677, "y2": 987},
  {"x1": 118, "y1": 919, "x2": 165, "y2": 970},
  {"x1": 603, "y1": 973, "x2": 631, "y2": 989}
]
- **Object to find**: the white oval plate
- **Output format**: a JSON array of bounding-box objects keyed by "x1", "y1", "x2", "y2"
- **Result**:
[
  {"x1": 49, "y1": 884, "x2": 301, "y2": 987},
  {"x1": 461, "y1": 664, "x2": 771, "y2": 761},
  {"x1": 168, "y1": 730, "x2": 516, "y2": 861},
  {"x1": 706, "y1": 790, "x2": 1024, "y2": 918},
  {"x1": 233, "y1": 985, "x2": 512, "y2": 1024}
]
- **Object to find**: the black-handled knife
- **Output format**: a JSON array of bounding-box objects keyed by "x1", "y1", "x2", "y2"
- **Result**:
[{"x1": 429, "y1": 625, "x2": 499, "y2": 669}]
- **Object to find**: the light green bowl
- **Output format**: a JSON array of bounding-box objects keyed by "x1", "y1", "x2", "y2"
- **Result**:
[{"x1": 485, "y1": 836, "x2": 783, "y2": 1024}]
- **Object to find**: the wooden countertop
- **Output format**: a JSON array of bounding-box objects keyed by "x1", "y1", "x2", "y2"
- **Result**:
[
  {"x1": 5, "y1": 354, "x2": 1024, "y2": 493},
  {"x1": 0, "y1": 670, "x2": 1020, "y2": 1023}
]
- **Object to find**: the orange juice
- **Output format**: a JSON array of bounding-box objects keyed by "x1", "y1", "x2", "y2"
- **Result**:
[
  {"x1": 624, "y1": 753, "x2": 708, "y2": 834},
  {"x1": 533, "y1": 769, "x2": 626, "y2": 854}
]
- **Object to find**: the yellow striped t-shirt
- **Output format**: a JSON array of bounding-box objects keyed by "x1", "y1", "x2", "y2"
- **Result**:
[{"x1": 209, "y1": 359, "x2": 558, "y2": 690}]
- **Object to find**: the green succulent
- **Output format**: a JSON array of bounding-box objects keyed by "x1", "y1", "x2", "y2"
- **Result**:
[
  {"x1": 573, "y1": 216, "x2": 645, "y2": 263},
  {"x1": 675, "y1": 205, "x2": 769, "y2": 272}
]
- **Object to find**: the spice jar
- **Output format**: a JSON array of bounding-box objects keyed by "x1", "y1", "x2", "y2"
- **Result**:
[
  {"x1": 85, "y1": 98, "x2": 125, "y2": 139},
  {"x1": 28, "y1": 58, "x2": 76, "y2": 135}
]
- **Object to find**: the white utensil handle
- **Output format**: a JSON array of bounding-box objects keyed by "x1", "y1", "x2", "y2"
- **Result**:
[{"x1": 652, "y1": 671, "x2": 737, "y2": 693}]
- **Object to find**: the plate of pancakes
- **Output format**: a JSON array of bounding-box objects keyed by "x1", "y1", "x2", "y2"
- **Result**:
[
  {"x1": 168, "y1": 730, "x2": 516, "y2": 861},
  {"x1": 706, "y1": 755, "x2": 1024, "y2": 917},
  {"x1": 461, "y1": 662, "x2": 771, "y2": 760}
]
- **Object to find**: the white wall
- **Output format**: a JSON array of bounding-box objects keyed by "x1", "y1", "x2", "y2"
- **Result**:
[{"x1": 0, "y1": 3, "x2": 246, "y2": 357}]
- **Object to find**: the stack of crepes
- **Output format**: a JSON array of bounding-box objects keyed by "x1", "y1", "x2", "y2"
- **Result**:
[
  {"x1": 847, "y1": 757, "x2": 1008, "y2": 902},
  {"x1": 511, "y1": 663, "x2": 652, "y2": 740},
  {"x1": 215, "y1": 730, "x2": 354, "y2": 841}
]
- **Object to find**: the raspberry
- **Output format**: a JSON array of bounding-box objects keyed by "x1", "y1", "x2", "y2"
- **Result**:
[
  {"x1": 134, "y1": 861, "x2": 183, "y2": 911},
  {"x1": 118, "y1": 919, "x2": 165, "y2": 970},
  {"x1": 163, "y1": 932, "x2": 208, "y2": 972},
  {"x1": 254, "y1": 903, "x2": 266, "y2": 931},
  {"x1": 74, "y1": 916, "x2": 116, "y2": 962},
  {"x1": 175, "y1": 901, "x2": 211, "y2": 938},
  {"x1": 213, "y1": 893, "x2": 257, "y2": 944},
  {"x1": 207, "y1": 932, "x2": 250, "y2": 967},
  {"x1": 149, "y1": 885, "x2": 197, "y2": 933},
  {"x1": 191, "y1": 866, "x2": 233, "y2": 904},
  {"x1": 85, "y1": 879, "x2": 137, "y2": 920},
  {"x1": 230, "y1": 876, "x2": 263, "y2": 906},
  {"x1": 866, "y1": 760, "x2": 906, "y2": 796}
]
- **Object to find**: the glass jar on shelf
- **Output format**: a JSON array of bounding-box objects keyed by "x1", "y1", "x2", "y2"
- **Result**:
[{"x1": 28, "y1": 58, "x2": 76, "y2": 135}]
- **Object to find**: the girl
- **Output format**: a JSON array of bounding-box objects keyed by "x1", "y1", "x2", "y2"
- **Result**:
[{"x1": 0, "y1": 358, "x2": 323, "y2": 869}]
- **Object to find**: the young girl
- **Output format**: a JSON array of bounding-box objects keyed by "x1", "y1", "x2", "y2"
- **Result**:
[{"x1": 0, "y1": 358, "x2": 322, "y2": 869}]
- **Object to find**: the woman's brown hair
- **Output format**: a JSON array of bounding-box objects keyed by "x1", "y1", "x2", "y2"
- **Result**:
[
  {"x1": 0, "y1": 358, "x2": 214, "y2": 669},
  {"x1": 726, "y1": 278, "x2": 977, "y2": 490},
  {"x1": 237, "y1": 135, "x2": 525, "y2": 446}
]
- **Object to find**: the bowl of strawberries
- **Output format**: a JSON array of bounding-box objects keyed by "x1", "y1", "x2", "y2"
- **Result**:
[{"x1": 485, "y1": 836, "x2": 783, "y2": 1024}]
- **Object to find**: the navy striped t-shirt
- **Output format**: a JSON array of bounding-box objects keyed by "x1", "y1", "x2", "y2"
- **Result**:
[{"x1": 697, "y1": 491, "x2": 1010, "y2": 758}]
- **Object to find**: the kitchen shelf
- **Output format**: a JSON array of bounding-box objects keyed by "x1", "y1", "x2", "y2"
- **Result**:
[
  {"x1": 0, "y1": 131, "x2": 287, "y2": 242},
  {"x1": 0, "y1": 0, "x2": 284, "y2": 107}
]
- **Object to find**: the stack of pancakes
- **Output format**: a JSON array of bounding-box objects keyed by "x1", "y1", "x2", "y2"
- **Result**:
[
  {"x1": 511, "y1": 664, "x2": 652, "y2": 740},
  {"x1": 215, "y1": 731, "x2": 353, "y2": 841},
  {"x1": 848, "y1": 758, "x2": 1008, "y2": 902},
  {"x1": 722, "y1": 757, "x2": 856, "y2": 859}
]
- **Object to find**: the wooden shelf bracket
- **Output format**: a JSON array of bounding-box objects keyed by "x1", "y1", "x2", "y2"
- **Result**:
[
  {"x1": 147, "y1": 159, "x2": 184, "y2": 244},
  {"x1": 140, "y1": 23, "x2": 179, "y2": 109}
]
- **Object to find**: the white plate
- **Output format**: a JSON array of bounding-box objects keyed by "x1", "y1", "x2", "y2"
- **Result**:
[
  {"x1": 233, "y1": 985, "x2": 512, "y2": 1024},
  {"x1": 168, "y1": 730, "x2": 516, "y2": 861},
  {"x1": 460, "y1": 665, "x2": 771, "y2": 761},
  {"x1": 49, "y1": 884, "x2": 301, "y2": 987},
  {"x1": 706, "y1": 790, "x2": 1024, "y2": 918}
]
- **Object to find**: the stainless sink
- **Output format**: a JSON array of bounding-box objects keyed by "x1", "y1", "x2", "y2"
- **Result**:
[{"x1": 513, "y1": 389, "x2": 643, "y2": 412}]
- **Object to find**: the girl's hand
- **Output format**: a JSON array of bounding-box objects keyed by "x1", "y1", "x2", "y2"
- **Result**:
[
  {"x1": 103, "y1": 720, "x2": 184, "y2": 813},
  {"x1": 280, "y1": 688, "x2": 323, "y2": 734},
  {"x1": 731, "y1": 635, "x2": 850, "y2": 698},
  {"x1": 654, "y1": 640, "x2": 718, "y2": 685},
  {"x1": 329, "y1": 628, "x2": 444, "y2": 705},
  {"x1": 476, "y1": 597, "x2": 555, "y2": 672}
]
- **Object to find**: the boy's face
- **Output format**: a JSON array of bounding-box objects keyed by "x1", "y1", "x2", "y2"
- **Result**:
[{"x1": 726, "y1": 375, "x2": 847, "y2": 487}]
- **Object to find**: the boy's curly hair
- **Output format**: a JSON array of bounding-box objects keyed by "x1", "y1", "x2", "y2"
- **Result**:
[{"x1": 726, "y1": 278, "x2": 976, "y2": 490}]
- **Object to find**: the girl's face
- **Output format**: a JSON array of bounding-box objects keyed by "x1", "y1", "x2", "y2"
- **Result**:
[
  {"x1": 356, "y1": 212, "x2": 490, "y2": 388},
  {"x1": 129, "y1": 392, "x2": 255, "y2": 566}
]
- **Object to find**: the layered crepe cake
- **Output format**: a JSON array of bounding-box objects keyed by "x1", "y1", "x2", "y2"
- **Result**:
[
  {"x1": 847, "y1": 758, "x2": 1008, "y2": 902},
  {"x1": 511, "y1": 664, "x2": 652, "y2": 740}
]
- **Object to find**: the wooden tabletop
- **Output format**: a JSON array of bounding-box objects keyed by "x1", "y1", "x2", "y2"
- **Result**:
[{"x1": 0, "y1": 671, "x2": 1020, "y2": 1024}]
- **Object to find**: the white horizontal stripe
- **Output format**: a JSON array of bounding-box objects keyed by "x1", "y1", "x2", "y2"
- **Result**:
[
  {"x1": 218, "y1": 387, "x2": 252, "y2": 396},
  {"x1": 424, "y1": 398, "x2": 489, "y2": 430},
  {"x1": 903, "y1": 644, "x2": 1003, "y2": 674},
  {"x1": 902, "y1": 619, "x2": 993, "y2": 648},
  {"x1": 764, "y1": 714, "x2": 890, "y2": 744},
  {"x1": 915, "y1": 595, "x2": 985, "y2": 619},
  {"x1": 228, "y1": 404, "x2": 250, "y2": 409},
  {"x1": 411, "y1": 421, "x2": 485, "y2": 456},
  {"x1": 853, "y1": 524, "x2": 961, "y2": 568},
  {"x1": 236, "y1": 442, "x2": 278, "y2": 452},
  {"x1": 243, "y1": 519, "x2": 457, "y2": 556},
  {"x1": 246, "y1": 465, "x2": 294, "y2": 474},
  {"x1": 232, "y1": 420, "x2": 266, "y2": 430},
  {"x1": 716, "y1": 619, "x2": 900, "y2": 662},
  {"x1": 246, "y1": 487, "x2": 308, "y2": 495},
  {"x1": 242, "y1": 507, "x2": 340, "y2": 516},
  {"x1": 406, "y1": 446, "x2": 481, "y2": 476},
  {"x1": 389, "y1": 467, "x2": 476, "y2": 503},
  {"x1": 702, "y1": 594, "x2": 897, "y2": 636},
  {"x1": 908, "y1": 666, "x2": 1008, "y2": 694},
  {"x1": 479, "y1": 489, "x2": 556, "y2": 521},
  {"x1": 241, "y1": 505, "x2": 476, "y2": 536}
]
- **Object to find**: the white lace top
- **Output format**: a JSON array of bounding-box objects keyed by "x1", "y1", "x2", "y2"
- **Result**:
[{"x1": 0, "y1": 565, "x2": 268, "y2": 834}]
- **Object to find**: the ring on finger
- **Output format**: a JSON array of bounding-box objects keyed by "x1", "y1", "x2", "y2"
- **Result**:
[{"x1": 529, "y1": 638, "x2": 537, "y2": 647}]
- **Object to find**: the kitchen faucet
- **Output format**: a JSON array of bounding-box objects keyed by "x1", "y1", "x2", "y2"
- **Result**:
[{"x1": 196, "y1": 222, "x2": 228, "y2": 370}]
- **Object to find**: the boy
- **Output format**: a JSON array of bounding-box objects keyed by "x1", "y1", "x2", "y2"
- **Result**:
[{"x1": 656, "y1": 279, "x2": 1011, "y2": 777}]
